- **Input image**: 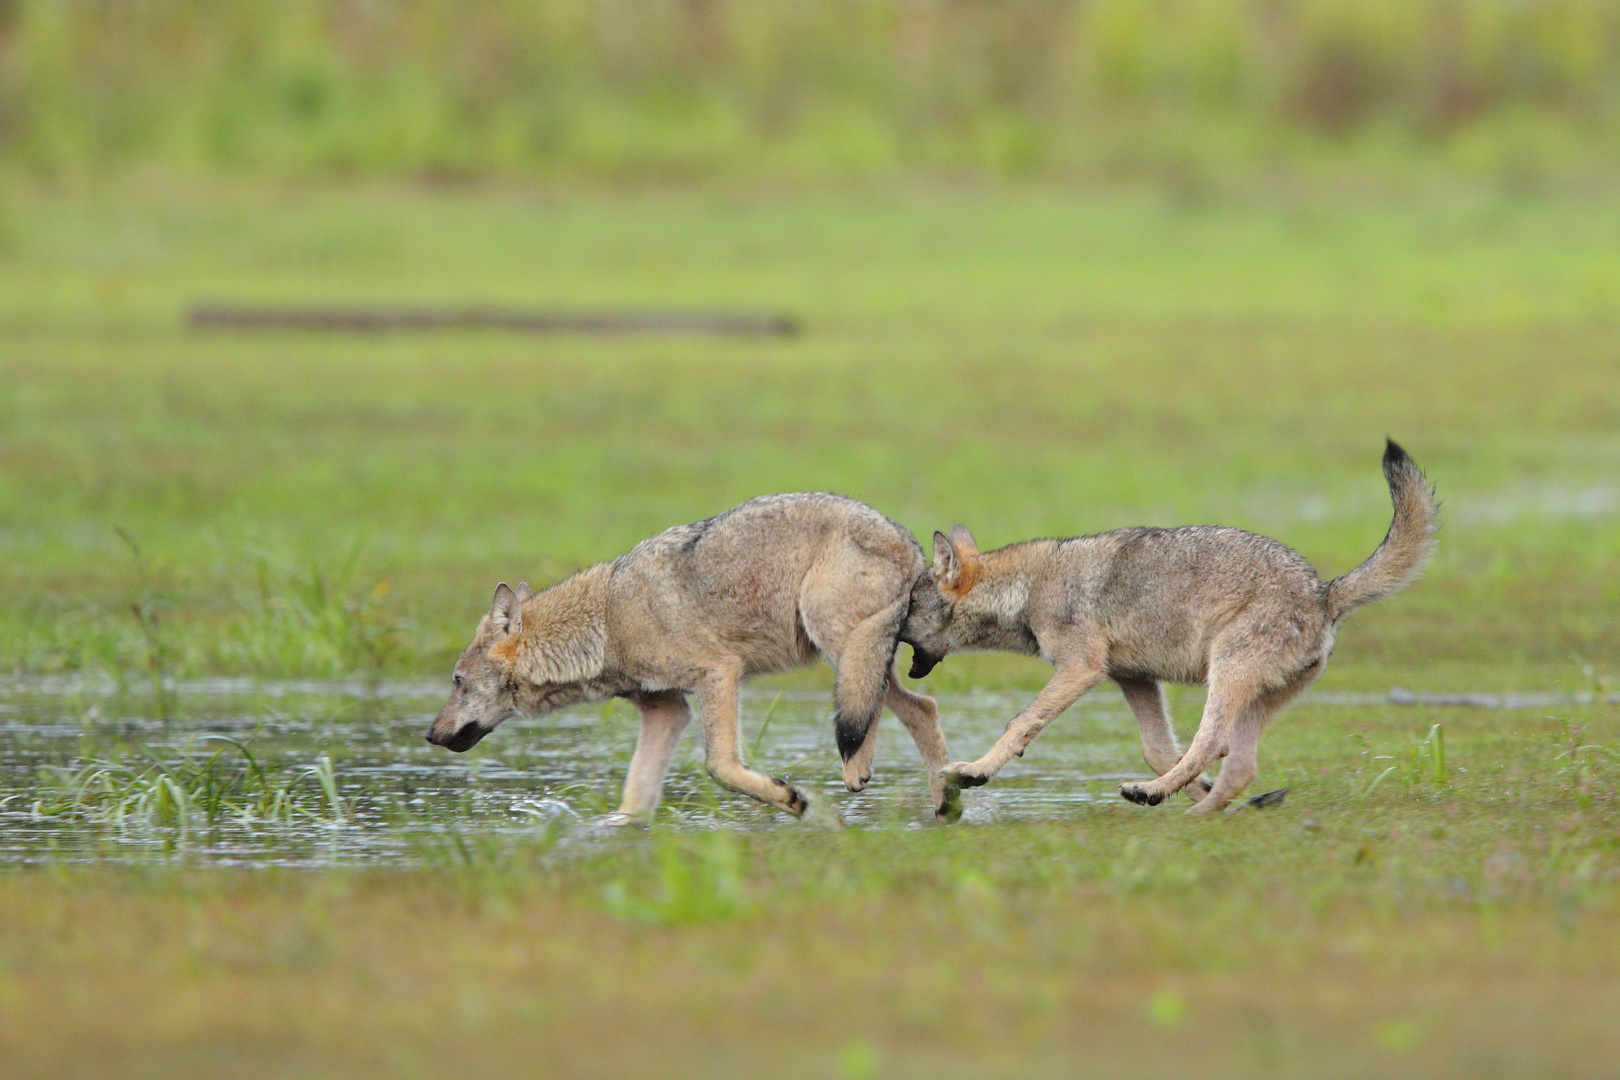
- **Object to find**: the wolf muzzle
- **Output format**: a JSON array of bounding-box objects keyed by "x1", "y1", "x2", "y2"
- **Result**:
[
  {"x1": 907, "y1": 649, "x2": 943, "y2": 679},
  {"x1": 425, "y1": 720, "x2": 490, "y2": 753}
]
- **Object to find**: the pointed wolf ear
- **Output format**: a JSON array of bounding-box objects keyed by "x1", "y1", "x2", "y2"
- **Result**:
[
  {"x1": 515, "y1": 581, "x2": 533, "y2": 602},
  {"x1": 490, "y1": 582, "x2": 523, "y2": 637},
  {"x1": 931, "y1": 530, "x2": 958, "y2": 585},
  {"x1": 932, "y1": 527, "x2": 979, "y2": 597}
]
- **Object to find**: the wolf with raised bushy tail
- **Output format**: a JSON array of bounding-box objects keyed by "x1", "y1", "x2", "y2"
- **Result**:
[
  {"x1": 902, "y1": 441, "x2": 1438, "y2": 813},
  {"x1": 426, "y1": 493, "x2": 953, "y2": 825}
]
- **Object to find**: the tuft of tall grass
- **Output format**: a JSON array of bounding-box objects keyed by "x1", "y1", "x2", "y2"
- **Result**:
[
  {"x1": 220, "y1": 545, "x2": 407, "y2": 682},
  {"x1": 3, "y1": 1, "x2": 1620, "y2": 185},
  {"x1": 33, "y1": 736, "x2": 349, "y2": 827},
  {"x1": 1, "y1": 535, "x2": 409, "y2": 683}
]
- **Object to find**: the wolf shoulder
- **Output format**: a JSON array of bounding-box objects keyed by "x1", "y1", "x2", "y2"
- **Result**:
[{"x1": 611, "y1": 492, "x2": 922, "y2": 581}]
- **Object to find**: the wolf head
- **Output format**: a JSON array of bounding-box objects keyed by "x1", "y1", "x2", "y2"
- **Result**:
[
  {"x1": 427, "y1": 573, "x2": 611, "y2": 752},
  {"x1": 426, "y1": 582, "x2": 533, "y2": 752},
  {"x1": 903, "y1": 524, "x2": 980, "y2": 678}
]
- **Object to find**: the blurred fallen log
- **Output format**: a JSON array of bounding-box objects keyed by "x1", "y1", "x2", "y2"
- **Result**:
[{"x1": 188, "y1": 303, "x2": 799, "y2": 336}]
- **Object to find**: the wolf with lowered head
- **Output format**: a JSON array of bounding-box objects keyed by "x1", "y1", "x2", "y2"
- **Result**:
[
  {"x1": 426, "y1": 493, "x2": 953, "y2": 825},
  {"x1": 903, "y1": 441, "x2": 1437, "y2": 813}
]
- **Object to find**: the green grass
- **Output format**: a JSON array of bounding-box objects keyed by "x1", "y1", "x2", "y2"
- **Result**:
[
  {"x1": 2, "y1": 180, "x2": 1617, "y2": 689},
  {"x1": 1, "y1": 179, "x2": 1618, "y2": 1077}
]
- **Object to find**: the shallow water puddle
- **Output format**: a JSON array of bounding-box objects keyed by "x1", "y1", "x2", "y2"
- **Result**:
[
  {"x1": 5, "y1": 677, "x2": 1597, "y2": 867},
  {"x1": 0, "y1": 678, "x2": 1158, "y2": 866}
]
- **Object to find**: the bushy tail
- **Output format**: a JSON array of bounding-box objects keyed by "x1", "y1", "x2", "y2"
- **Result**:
[
  {"x1": 1325, "y1": 440, "x2": 1438, "y2": 622},
  {"x1": 832, "y1": 599, "x2": 906, "y2": 762}
]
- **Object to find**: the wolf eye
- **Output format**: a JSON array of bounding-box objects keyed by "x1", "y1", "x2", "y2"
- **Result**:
[{"x1": 454, "y1": 674, "x2": 463, "y2": 688}]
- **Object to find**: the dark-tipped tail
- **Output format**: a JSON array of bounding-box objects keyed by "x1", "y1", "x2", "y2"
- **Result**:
[
  {"x1": 1325, "y1": 440, "x2": 1438, "y2": 622},
  {"x1": 834, "y1": 656, "x2": 895, "y2": 762}
]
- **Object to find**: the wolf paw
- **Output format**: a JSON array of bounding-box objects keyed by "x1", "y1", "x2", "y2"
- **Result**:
[
  {"x1": 582, "y1": 811, "x2": 652, "y2": 834},
  {"x1": 941, "y1": 762, "x2": 992, "y2": 790},
  {"x1": 589, "y1": 811, "x2": 647, "y2": 828},
  {"x1": 842, "y1": 762, "x2": 873, "y2": 792},
  {"x1": 1119, "y1": 782, "x2": 1165, "y2": 806}
]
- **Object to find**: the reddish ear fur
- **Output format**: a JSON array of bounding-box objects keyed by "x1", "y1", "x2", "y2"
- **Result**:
[
  {"x1": 487, "y1": 582, "x2": 525, "y2": 663},
  {"x1": 932, "y1": 527, "x2": 980, "y2": 599}
]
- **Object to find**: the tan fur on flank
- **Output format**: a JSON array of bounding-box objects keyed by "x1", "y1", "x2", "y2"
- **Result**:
[
  {"x1": 902, "y1": 441, "x2": 1438, "y2": 813},
  {"x1": 426, "y1": 494, "x2": 954, "y2": 825}
]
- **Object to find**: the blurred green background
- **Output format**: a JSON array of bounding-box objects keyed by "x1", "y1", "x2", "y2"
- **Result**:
[
  {"x1": 5, "y1": 0, "x2": 1620, "y2": 187},
  {"x1": 1, "y1": 1, "x2": 1617, "y2": 688}
]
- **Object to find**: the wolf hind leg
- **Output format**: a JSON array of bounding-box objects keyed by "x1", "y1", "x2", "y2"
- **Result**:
[
  {"x1": 1120, "y1": 667, "x2": 1258, "y2": 807},
  {"x1": 1116, "y1": 677, "x2": 1210, "y2": 800},
  {"x1": 1186, "y1": 675, "x2": 1311, "y2": 814}
]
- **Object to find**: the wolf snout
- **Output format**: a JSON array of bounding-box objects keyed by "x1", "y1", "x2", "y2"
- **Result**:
[
  {"x1": 425, "y1": 719, "x2": 487, "y2": 753},
  {"x1": 908, "y1": 649, "x2": 942, "y2": 679}
]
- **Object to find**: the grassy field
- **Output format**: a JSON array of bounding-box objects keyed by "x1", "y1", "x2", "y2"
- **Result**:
[
  {"x1": 4, "y1": 700, "x2": 1619, "y2": 1079},
  {"x1": 1, "y1": 179, "x2": 1618, "y2": 1077}
]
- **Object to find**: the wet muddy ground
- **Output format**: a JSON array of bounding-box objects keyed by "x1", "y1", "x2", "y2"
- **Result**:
[{"x1": 3, "y1": 677, "x2": 1606, "y2": 867}]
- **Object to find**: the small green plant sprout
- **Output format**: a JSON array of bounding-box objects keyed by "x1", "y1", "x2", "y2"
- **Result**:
[
  {"x1": 298, "y1": 753, "x2": 346, "y2": 822},
  {"x1": 1364, "y1": 758, "x2": 1398, "y2": 797},
  {"x1": 838, "y1": 1041, "x2": 879, "y2": 1080},
  {"x1": 1554, "y1": 720, "x2": 1619, "y2": 808},
  {"x1": 113, "y1": 526, "x2": 177, "y2": 719},
  {"x1": 750, "y1": 690, "x2": 783, "y2": 758},
  {"x1": 1416, "y1": 723, "x2": 1447, "y2": 786},
  {"x1": 1146, "y1": 988, "x2": 1186, "y2": 1028}
]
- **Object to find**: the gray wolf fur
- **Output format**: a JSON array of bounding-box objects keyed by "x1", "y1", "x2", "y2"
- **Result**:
[
  {"x1": 426, "y1": 493, "x2": 953, "y2": 824},
  {"x1": 901, "y1": 440, "x2": 1437, "y2": 813}
]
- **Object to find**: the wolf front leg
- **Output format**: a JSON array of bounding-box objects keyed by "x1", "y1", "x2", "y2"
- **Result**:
[
  {"x1": 883, "y1": 674, "x2": 954, "y2": 819},
  {"x1": 602, "y1": 691, "x2": 692, "y2": 824},
  {"x1": 697, "y1": 659, "x2": 840, "y2": 827},
  {"x1": 941, "y1": 660, "x2": 1107, "y2": 793}
]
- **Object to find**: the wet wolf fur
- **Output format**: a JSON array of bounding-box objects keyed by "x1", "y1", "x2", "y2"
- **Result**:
[
  {"x1": 902, "y1": 441, "x2": 1438, "y2": 813},
  {"x1": 425, "y1": 493, "x2": 953, "y2": 824}
]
